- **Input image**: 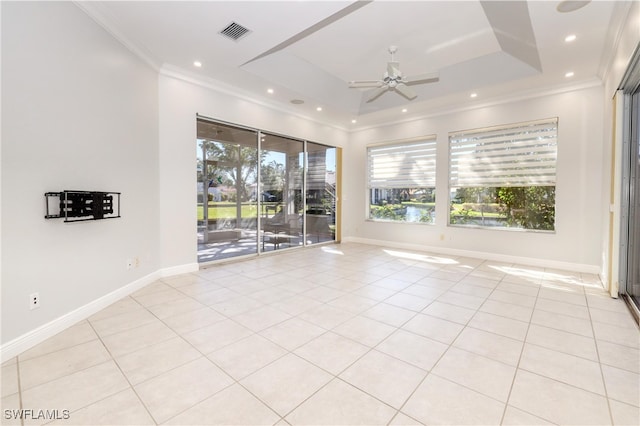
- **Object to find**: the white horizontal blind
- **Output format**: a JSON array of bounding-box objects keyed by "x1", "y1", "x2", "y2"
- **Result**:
[
  {"x1": 368, "y1": 138, "x2": 437, "y2": 189},
  {"x1": 449, "y1": 118, "x2": 558, "y2": 187}
]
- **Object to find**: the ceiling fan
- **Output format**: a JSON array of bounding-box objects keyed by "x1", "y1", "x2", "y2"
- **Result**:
[{"x1": 348, "y1": 46, "x2": 439, "y2": 103}]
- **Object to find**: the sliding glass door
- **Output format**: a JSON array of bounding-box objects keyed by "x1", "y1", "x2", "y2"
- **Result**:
[
  {"x1": 260, "y1": 133, "x2": 304, "y2": 252},
  {"x1": 621, "y1": 90, "x2": 640, "y2": 313},
  {"x1": 197, "y1": 120, "x2": 258, "y2": 262},
  {"x1": 197, "y1": 117, "x2": 339, "y2": 263},
  {"x1": 306, "y1": 143, "x2": 337, "y2": 245}
]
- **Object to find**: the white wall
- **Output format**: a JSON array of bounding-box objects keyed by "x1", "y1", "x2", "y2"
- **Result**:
[
  {"x1": 157, "y1": 74, "x2": 350, "y2": 269},
  {"x1": 344, "y1": 85, "x2": 605, "y2": 271},
  {"x1": 1, "y1": 2, "x2": 159, "y2": 344}
]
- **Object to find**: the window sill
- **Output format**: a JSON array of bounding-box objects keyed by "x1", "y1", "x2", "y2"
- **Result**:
[
  {"x1": 366, "y1": 219, "x2": 436, "y2": 226},
  {"x1": 447, "y1": 223, "x2": 556, "y2": 234}
]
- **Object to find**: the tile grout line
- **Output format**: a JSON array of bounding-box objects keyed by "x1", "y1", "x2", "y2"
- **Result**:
[
  {"x1": 389, "y1": 311, "x2": 470, "y2": 424},
  {"x1": 85, "y1": 320, "x2": 160, "y2": 426},
  {"x1": 462, "y1": 270, "x2": 520, "y2": 425},
  {"x1": 586, "y1": 293, "x2": 617, "y2": 426},
  {"x1": 128, "y1": 286, "x2": 295, "y2": 424},
  {"x1": 233, "y1": 273, "x2": 432, "y2": 423},
  {"x1": 206, "y1": 255, "x2": 616, "y2": 424},
  {"x1": 15, "y1": 340, "x2": 125, "y2": 397},
  {"x1": 12, "y1": 244, "x2": 631, "y2": 425},
  {"x1": 17, "y1": 357, "x2": 24, "y2": 426},
  {"x1": 497, "y1": 273, "x2": 558, "y2": 426},
  {"x1": 139, "y1": 297, "x2": 289, "y2": 425},
  {"x1": 502, "y1": 271, "x2": 539, "y2": 413},
  {"x1": 20, "y1": 324, "x2": 163, "y2": 424}
]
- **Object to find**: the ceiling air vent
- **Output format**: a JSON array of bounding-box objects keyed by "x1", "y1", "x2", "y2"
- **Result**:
[{"x1": 219, "y1": 22, "x2": 251, "y2": 41}]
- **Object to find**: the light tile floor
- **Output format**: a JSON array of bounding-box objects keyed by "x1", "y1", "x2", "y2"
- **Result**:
[{"x1": 2, "y1": 243, "x2": 639, "y2": 425}]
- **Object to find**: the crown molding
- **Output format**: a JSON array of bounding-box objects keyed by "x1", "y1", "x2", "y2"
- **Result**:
[
  {"x1": 350, "y1": 78, "x2": 603, "y2": 133},
  {"x1": 598, "y1": 1, "x2": 634, "y2": 82},
  {"x1": 73, "y1": 1, "x2": 161, "y2": 72},
  {"x1": 159, "y1": 65, "x2": 350, "y2": 133},
  {"x1": 74, "y1": 1, "x2": 351, "y2": 133},
  {"x1": 71, "y1": 1, "x2": 606, "y2": 136}
]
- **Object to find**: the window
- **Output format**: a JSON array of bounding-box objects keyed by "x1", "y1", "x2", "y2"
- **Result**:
[
  {"x1": 449, "y1": 118, "x2": 558, "y2": 230},
  {"x1": 367, "y1": 137, "x2": 436, "y2": 223}
]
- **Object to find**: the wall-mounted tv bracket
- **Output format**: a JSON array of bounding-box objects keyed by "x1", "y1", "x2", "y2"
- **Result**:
[{"x1": 45, "y1": 191, "x2": 121, "y2": 222}]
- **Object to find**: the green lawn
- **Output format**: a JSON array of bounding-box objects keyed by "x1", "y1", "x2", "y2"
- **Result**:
[{"x1": 197, "y1": 203, "x2": 259, "y2": 220}]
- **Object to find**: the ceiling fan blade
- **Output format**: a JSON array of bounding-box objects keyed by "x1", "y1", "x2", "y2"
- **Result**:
[
  {"x1": 387, "y1": 61, "x2": 401, "y2": 77},
  {"x1": 366, "y1": 86, "x2": 389, "y2": 103},
  {"x1": 404, "y1": 71, "x2": 439, "y2": 85},
  {"x1": 349, "y1": 80, "x2": 384, "y2": 88},
  {"x1": 395, "y1": 83, "x2": 416, "y2": 100}
]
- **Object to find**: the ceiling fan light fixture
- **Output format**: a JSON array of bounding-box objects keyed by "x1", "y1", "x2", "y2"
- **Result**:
[{"x1": 349, "y1": 46, "x2": 439, "y2": 103}]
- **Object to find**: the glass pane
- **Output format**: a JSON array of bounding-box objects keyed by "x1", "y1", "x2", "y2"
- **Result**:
[
  {"x1": 197, "y1": 120, "x2": 258, "y2": 262},
  {"x1": 449, "y1": 186, "x2": 555, "y2": 230},
  {"x1": 306, "y1": 142, "x2": 336, "y2": 244},
  {"x1": 260, "y1": 133, "x2": 304, "y2": 252},
  {"x1": 623, "y1": 91, "x2": 640, "y2": 308},
  {"x1": 369, "y1": 188, "x2": 436, "y2": 223}
]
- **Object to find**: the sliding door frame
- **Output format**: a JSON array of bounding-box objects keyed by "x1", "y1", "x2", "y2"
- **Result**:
[
  {"x1": 617, "y1": 45, "x2": 640, "y2": 323},
  {"x1": 196, "y1": 114, "x2": 340, "y2": 264}
]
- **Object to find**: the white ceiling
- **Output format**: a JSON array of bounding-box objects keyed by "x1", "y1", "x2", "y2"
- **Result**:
[{"x1": 79, "y1": 1, "x2": 626, "y2": 129}]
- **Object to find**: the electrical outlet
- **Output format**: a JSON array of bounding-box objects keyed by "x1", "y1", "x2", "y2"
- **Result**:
[
  {"x1": 126, "y1": 258, "x2": 133, "y2": 270},
  {"x1": 29, "y1": 292, "x2": 40, "y2": 310},
  {"x1": 134, "y1": 257, "x2": 140, "y2": 268}
]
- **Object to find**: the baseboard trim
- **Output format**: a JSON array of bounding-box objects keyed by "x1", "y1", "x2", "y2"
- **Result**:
[
  {"x1": 159, "y1": 263, "x2": 199, "y2": 277},
  {"x1": 0, "y1": 263, "x2": 196, "y2": 362},
  {"x1": 342, "y1": 237, "x2": 600, "y2": 274}
]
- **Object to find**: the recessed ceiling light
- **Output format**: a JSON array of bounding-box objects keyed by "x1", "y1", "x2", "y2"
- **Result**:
[
  {"x1": 193, "y1": 61, "x2": 202, "y2": 67},
  {"x1": 267, "y1": 88, "x2": 274, "y2": 94},
  {"x1": 565, "y1": 71, "x2": 575, "y2": 78},
  {"x1": 316, "y1": 107, "x2": 322, "y2": 112},
  {"x1": 556, "y1": 1, "x2": 590, "y2": 13},
  {"x1": 402, "y1": 108, "x2": 408, "y2": 113},
  {"x1": 565, "y1": 34, "x2": 577, "y2": 42},
  {"x1": 470, "y1": 93, "x2": 478, "y2": 98},
  {"x1": 351, "y1": 119, "x2": 357, "y2": 124}
]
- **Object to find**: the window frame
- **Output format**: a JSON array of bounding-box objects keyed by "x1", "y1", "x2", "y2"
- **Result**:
[
  {"x1": 366, "y1": 135, "x2": 438, "y2": 225},
  {"x1": 448, "y1": 118, "x2": 558, "y2": 232}
]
